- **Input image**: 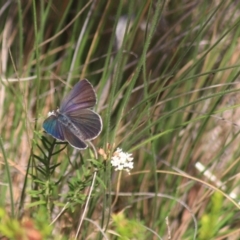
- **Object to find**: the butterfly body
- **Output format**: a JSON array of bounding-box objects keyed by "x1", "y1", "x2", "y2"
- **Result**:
[{"x1": 43, "y1": 79, "x2": 102, "y2": 149}]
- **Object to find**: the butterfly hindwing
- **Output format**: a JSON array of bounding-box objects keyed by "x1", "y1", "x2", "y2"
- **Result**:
[
  {"x1": 61, "y1": 124, "x2": 88, "y2": 149},
  {"x1": 66, "y1": 109, "x2": 102, "y2": 140},
  {"x1": 43, "y1": 115, "x2": 65, "y2": 141}
]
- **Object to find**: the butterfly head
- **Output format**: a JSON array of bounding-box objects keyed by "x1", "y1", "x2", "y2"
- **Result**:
[{"x1": 47, "y1": 109, "x2": 60, "y2": 117}]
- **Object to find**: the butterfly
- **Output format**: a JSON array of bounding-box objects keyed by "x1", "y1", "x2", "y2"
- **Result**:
[{"x1": 43, "y1": 79, "x2": 102, "y2": 149}]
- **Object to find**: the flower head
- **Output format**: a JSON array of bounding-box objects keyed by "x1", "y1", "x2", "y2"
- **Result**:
[{"x1": 111, "y1": 148, "x2": 134, "y2": 173}]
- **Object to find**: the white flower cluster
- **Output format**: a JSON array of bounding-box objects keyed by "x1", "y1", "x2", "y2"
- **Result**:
[{"x1": 111, "y1": 148, "x2": 134, "y2": 173}]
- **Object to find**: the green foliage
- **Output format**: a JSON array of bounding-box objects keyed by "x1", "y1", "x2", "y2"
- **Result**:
[
  {"x1": 0, "y1": 0, "x2": 240, "y2": 239},
  {"x1": 111, "y1": 212, "x2": 146, "y2": 240},
  {"x1": 0, "y1": 207, "x2": 52, "y2": 239},
  {"x1": 199, "y1": 192, "x2": 223, "y2": 239},
  {"x1": 0, "y1": 208, "x2": 20, "y2": 239}
]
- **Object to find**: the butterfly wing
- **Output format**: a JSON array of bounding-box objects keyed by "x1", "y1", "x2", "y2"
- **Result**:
[
  {"x1": 66, "y1": 109, "x2": 102, "y2": 140},
  {"x1": 43, "y1": 114, "x2": 88, "y2": 149},
  {"x1": 60, "y1": 79, "x2": 97, "y2": 114},
  {"x1": 43, "y1": 115, "x2": 65, "y2": 141},
  {"x1": 62, "y1": 126, "x2": 88, "y2": 149}
]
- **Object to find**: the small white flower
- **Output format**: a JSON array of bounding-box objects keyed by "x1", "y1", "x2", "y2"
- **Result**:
[{"x1": 110, "y1": 148, "x2": 134, "y2": 173}]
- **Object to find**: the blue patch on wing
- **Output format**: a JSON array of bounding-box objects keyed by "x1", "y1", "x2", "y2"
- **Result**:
[{"x1": 43, "y1": 115, "x2": 65, "y2": 141}]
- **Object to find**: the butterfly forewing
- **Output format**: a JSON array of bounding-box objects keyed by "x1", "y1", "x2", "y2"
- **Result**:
[{"x1": 60, "y1": 79, "x2": 96, "y2": 114}]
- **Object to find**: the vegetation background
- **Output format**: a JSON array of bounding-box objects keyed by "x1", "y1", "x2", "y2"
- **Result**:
[{"x1": 0, "y1": 0, "x2": 240, "y2": 239}]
